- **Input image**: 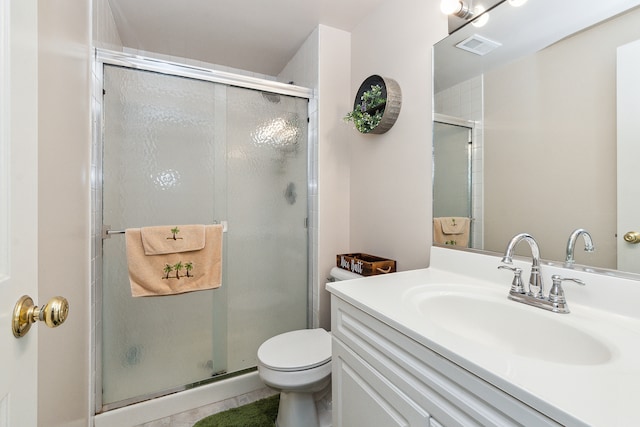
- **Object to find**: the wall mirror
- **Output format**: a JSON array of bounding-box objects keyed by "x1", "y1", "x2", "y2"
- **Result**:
[{"x1": 433, "y1": 0, "x2": 640, "y2": 276}]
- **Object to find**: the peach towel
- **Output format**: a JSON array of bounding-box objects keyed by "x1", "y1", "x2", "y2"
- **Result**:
[
  {"x1": 433, "y1": 217, "x2": 470, "y2": 247},
  {"x1": 125, "y1": 224, "x2": 223, "y2": 297},
  {"x1": 141, "y1": 224, "x2": 205, "y2": 255}
]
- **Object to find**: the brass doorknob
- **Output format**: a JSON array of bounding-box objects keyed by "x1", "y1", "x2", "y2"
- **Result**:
[
  {"x1": 12, "y1": 295, "x2": 69, "y2": 338},
  {"x1": 623, "y1": 231, "x2": 640, "y2": 244}
]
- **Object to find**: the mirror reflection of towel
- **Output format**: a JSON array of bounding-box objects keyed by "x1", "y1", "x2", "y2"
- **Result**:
[
  {"x1": 125, "y1": 224, "x2": 223, "y2": 297},
  {"x1": 433, "y1": 217, "x2": 470, "y2": 247}
]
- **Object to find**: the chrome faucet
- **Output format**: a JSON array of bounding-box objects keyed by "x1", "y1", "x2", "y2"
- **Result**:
[
  {"x1": 564, "y1": 228, "x2": 595, "y2": 267},
  {"x1": 500, "y1": 233, "x2": 544, "y2": 298},
  {"x1": 498, "y1": 232, "x2": 586, "y2": 313}
]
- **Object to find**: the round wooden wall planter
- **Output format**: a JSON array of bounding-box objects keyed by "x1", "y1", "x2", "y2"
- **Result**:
[{"x1": 353, "y1": 75, "x2": 402, "y2": 134}]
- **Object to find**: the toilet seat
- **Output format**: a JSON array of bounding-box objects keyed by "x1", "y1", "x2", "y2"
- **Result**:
[{"x1": 257, "y1": 328, "x2": 331, "y2": 372}]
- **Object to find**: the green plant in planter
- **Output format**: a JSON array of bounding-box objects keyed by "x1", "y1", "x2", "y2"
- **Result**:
[{"x1": 344, "y1": 84, "x2": 386, "y2": 133}]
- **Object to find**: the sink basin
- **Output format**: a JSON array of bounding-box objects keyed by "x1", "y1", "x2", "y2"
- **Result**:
[{"x1": 405, "y1": 285, "x2": 612, "y2": 365}]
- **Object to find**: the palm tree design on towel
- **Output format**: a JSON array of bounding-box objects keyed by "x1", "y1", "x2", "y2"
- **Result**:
[
  {"x1": 168, "y1": 226, "x2": 182, "y2": 240},
  {"x1": 162, "y1": 261, "x2": 194, "y2": 281},
  {"x1": 163, "y1": 264, "x2": 174, "y2": 280},
  {"x1": 174, "y1": 261, "x2": 183, "y2": 279},
  {"x1": 184, "y1": 262, "x2": 194, "y2": 277}
]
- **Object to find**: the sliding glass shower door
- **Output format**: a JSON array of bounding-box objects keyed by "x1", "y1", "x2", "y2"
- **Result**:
[{"x1": 100, "y1": 64, "x2": 308, "y2": 409}]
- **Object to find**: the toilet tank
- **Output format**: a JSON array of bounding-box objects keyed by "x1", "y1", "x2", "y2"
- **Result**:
[{"x1": 329, "y1": 266, "x2": 363, "y2": 281}]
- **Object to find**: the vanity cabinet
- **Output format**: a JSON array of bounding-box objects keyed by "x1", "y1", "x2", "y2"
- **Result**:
[{"x1": 331, "y1": 296, "x2": 561, "y2": 427}]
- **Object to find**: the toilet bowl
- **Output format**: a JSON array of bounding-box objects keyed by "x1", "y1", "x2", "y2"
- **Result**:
[
  {"x1": 257, "y1": 268, "x2": 362, "y2": 427},
  {"x1": 258, "y1": 328, "x2": 332, "y2": 427}
]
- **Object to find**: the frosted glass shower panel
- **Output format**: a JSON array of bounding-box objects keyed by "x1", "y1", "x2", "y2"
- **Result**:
[
  {"x1": 100, "y1": 62, "x2": 310, "y2": 410},
  {"x1": 101, "y1": 66, "x2": 223, "y2": 405},
  {"x1": 224, "y1": 88, "x2": 309, "y2": 372}
]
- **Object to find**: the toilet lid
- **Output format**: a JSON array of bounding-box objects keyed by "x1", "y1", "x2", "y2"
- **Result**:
[{"x1": 257, "y1": 328, "x2": 331, "y2": 372}]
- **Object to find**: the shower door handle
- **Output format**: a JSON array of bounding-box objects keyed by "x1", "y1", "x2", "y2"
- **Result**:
[{"x1": 12, "y1": 295, "x2": 69, "y2": 338}]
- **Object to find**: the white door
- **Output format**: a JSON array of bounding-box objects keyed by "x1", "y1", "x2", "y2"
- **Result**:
[
  {"x1": 0, "y1": 0, "x2": 39, "y2": 425},
  {"x1": 617, "y1": 39, "x2": 640, "y2": 274}
]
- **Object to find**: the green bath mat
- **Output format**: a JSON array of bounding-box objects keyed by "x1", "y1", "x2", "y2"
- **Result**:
[{"x1": 193, "y1": 394, "x2": 279, "y2": 427}]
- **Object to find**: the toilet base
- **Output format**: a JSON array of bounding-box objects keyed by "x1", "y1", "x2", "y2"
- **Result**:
[
  {"x1": 275, "y1": 387, "x2": 332, "y2": 427},
  {"x1": 276, "y1": 391, "x2": 319, "y2": 427},
  {"x1": 316, "y1": 387, "x2": 333, "y2": 427}
]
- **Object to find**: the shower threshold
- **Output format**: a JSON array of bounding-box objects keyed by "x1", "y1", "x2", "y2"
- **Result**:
[{"x1": 98, "y1": 367, "x2": 257, "y2": 413}]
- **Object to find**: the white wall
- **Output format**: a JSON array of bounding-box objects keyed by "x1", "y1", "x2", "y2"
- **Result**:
[
  {"x1": 94, "y1": 0, "x2": 122, "y2": 50},
  {"x1": 316, "y1": 26, "x2": 353, "y2": 329},
  {"x1": 349, "y1": 0, "x2": 447, "y2": 271},
  {"x1": 38, "y1": 0, "x2": 92, "y2": 425}
]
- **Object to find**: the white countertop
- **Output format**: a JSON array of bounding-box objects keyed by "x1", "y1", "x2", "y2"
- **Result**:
[{"x1": 327, "y1": 247, "x2": 640, "y2": 427}]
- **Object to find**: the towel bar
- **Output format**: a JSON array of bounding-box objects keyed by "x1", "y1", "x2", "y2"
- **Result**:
[{"x1": 102, "y1": 222, "x2": 228, "y2": 239}]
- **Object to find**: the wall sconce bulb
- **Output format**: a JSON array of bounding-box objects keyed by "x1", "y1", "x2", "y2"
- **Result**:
[
  {"x1": 472, "y1": 5, "x2": 490, "y2": 28},
  {"x1": 440, "y1": 0, "x2": 462, "y2": 15},
  {"x1": 440, "y1": 0, "x2": 475, "y2": 20}
]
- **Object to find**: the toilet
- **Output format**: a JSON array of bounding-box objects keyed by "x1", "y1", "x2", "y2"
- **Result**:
[{"x1": 257, "y1": 267, "x2": 362, "y2": 427}]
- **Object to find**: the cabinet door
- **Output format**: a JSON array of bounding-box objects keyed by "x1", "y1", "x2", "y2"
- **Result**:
[{"x1": 332, "y1": 338, "x2": 429, "y2": 427}]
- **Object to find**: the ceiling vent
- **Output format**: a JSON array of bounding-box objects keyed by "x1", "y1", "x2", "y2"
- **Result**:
[{"x1": 455, "y1": 34, "x2": 501, "y2": 56}]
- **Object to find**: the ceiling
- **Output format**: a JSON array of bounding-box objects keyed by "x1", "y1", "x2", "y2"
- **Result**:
[
  {"x1": 434, "y1": 0, "x2": 640, "y2": 92},
  {"x1": 107, "y1": 0, "x2": 389, "y2": 76}
]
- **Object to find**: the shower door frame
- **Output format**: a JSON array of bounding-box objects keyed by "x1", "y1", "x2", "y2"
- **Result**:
[{"x1": 92, "y1": 49, "x2": 316, "y2": 414}]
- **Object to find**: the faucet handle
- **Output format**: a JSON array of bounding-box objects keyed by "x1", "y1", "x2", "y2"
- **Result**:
[
  {"x1": 548, "y1": 274, "x2": 585, "y2": 308},
  {"x1": 498, "y1": 265, "x2": 525, "y2": 294}
]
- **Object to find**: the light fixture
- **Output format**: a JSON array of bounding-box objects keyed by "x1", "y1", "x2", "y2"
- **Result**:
[
  {"x1": 471, "y1": 5, "x2": 489, "y2": 28},
  {"x1": 440, "y1": 0, "x2": 489, "y2": 27},
  {"x1": 440, "y1": 0, "x2": 474, "y2": 20},
  {"x1": 507, "y1": 0, "x2": 528, "y2": 6}
]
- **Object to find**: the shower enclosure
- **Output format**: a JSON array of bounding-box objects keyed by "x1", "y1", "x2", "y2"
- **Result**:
[
  {"x1": 432, "y1": 121, "x2": 472, "y2": 220},
  {"x1": 432, "y1": 118, "x2": 475, "y2": 247},
  {"x1": 96, "y1": 52, "x2": 312, "y2": 411}
]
